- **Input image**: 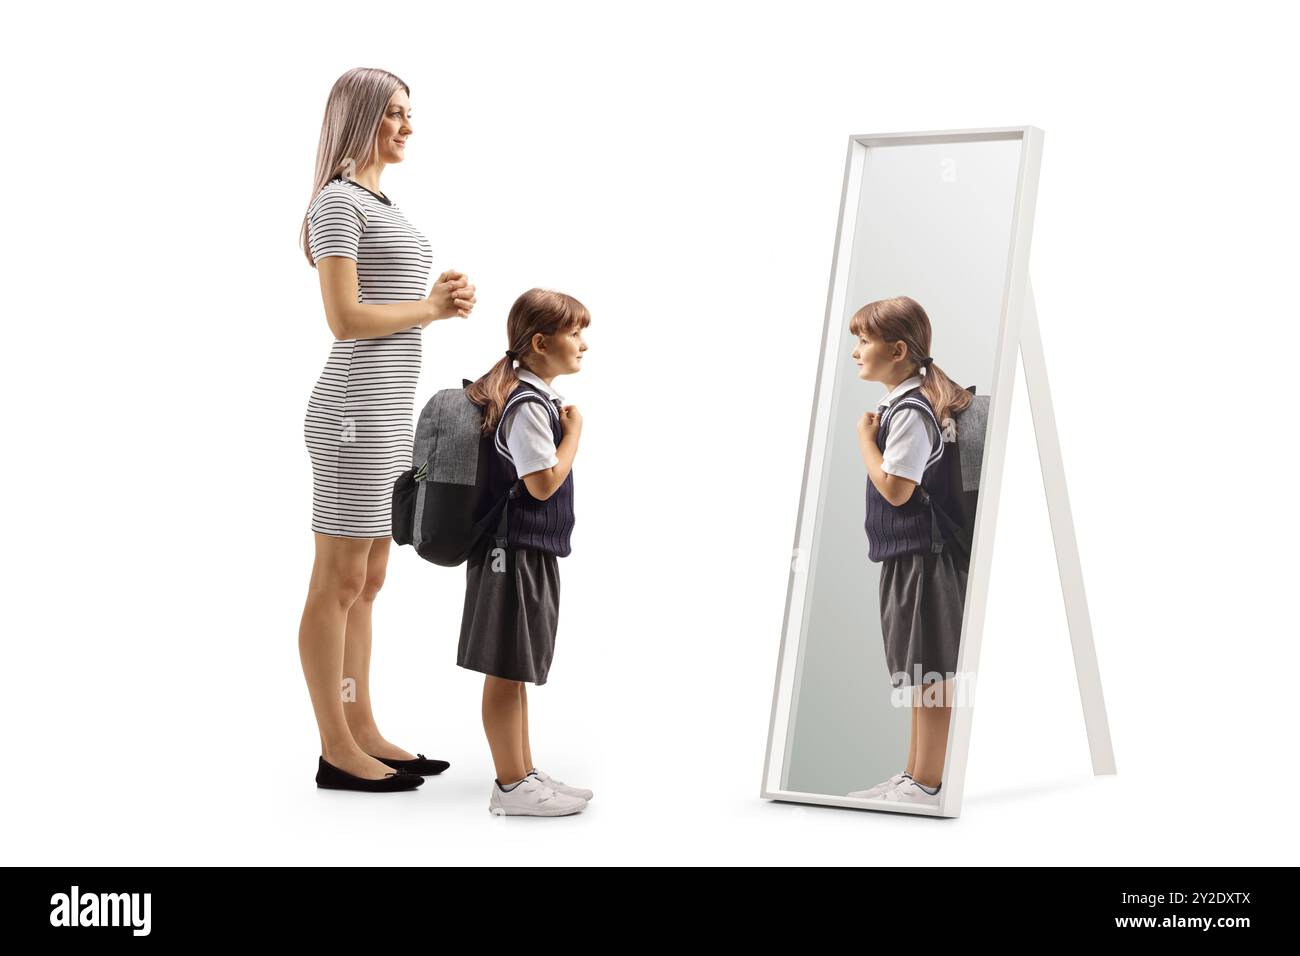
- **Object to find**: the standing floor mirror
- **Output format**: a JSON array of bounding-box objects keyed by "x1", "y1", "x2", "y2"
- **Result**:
[{"x1": 761, "y1": 126, "x2": 1112, "y2": 818}]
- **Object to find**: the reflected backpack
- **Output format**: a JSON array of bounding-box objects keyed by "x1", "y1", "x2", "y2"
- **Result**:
[
  {"x1": 391, "y1": 379, "x2": 536, "y2": 566},
  {"x1": 869, "y1": 384, "x2": 988, "y2": 564},
  {"x1": 922, "y1": 385, "x2": 990, "y2": 562}
]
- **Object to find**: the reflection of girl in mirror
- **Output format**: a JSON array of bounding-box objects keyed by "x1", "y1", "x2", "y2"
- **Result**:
[{"x1": 847, "y1": 296, "x2": 972, "y2": 807}]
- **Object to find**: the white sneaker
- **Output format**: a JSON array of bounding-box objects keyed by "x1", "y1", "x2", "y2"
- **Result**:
[
  {"x1": 881, "y1": 779, "x2": 942, "y2": 807},
  {"x1": 529, "y1": 768, "x2": 594, "y2": 801},
  {"x1": 846, "y1": 770, "x2": 911, "y2": 799},
  {"x1": 489, "y1": 776, "x2": 588, "y2": 816}
]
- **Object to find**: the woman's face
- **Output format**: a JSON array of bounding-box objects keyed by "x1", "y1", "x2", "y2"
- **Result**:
[{"x1": 376, "y1": 90, "x2": 413, "y2": 165}]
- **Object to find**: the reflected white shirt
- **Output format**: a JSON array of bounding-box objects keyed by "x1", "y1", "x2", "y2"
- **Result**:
[{"x1": 876, "y1": 375, "x2": 938, "y2": 484}]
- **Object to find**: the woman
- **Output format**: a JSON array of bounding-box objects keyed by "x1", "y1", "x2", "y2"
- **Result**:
[{"x1": 298, "y1": 68, "x2": 477, "y2": 792}]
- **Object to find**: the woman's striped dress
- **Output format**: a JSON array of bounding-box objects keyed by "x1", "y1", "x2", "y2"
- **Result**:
[{"x1": 304, "y1": 175, "x2": 433, "y2": 538}]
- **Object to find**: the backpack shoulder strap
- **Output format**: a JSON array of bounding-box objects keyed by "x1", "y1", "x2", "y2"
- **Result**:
[
  {"x1": 487, "y1": 383, "x2": 559, "y2": 548},
  {"x1": 887, "y1": 394, "x2": 957, "y2": 554},
  {"x1": 493, "y1": 384, "x2": 559, "y2": 464},
  {"x1": 886, "y1": 394, "x2": 944, "y2": 469}
]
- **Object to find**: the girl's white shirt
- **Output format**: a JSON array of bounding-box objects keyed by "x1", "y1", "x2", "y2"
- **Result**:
[
  {"x1": 501, "y1": 367, "x2": 565, "y2": 478},
  {"x1": 875, "y1": 374, "x2": 940, "y2": 484}
]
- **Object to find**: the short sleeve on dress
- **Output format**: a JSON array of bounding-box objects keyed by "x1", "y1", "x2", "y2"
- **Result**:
[
  {"x1": 307, "y1": 187, "x2": 364, "y2": 263},
  {"x1": 881, "y1": 407, "x2": 939, "y2": 483}
]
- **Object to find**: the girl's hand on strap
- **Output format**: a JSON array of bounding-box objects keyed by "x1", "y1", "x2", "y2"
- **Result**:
[
  {"x1": 559, "y1": 404, "x2": 583, "y2": 436},
  {"x1": 857, "y1": 410, "x2": 880, "y2": 444}
]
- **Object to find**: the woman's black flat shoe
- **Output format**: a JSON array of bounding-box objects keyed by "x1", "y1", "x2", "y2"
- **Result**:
[
  {"x1": 370, "y1": 752, "x2": 450, "y2": 776},
  {"x1": 316, "y1": 756, "x2": 424, "y2": 792}
]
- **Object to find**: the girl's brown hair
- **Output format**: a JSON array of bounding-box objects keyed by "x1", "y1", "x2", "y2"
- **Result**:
[
  {"x1": 300, "y1": 67, "x2": 410, "y2": 267},
  {"x1": 849, "y1": 295, "x2": 972, "y2": 426},
  {"x1": 465, "y1": 288, "x2": 591, "y2": 434}
]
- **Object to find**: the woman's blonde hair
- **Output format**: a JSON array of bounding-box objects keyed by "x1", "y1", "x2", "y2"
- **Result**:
[
  {"x1": 849, "y1": 295, "x2": 972, "y2": 425},
  {"x1": 300, "y1": 67, "x2": 410, "y2": 267},
  {"x1": 466, "y1": 289, "x2": 591, "y2": 434}
]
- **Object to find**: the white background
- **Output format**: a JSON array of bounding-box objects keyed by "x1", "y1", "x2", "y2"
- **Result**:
[{"x1": 3, "y1": 1, "x2": 1296, "y2": 865}]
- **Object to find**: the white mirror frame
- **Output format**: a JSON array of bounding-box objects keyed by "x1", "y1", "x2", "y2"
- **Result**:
[{"x1": 761, "y1": 126, "x2": 1044, "y2": 818}]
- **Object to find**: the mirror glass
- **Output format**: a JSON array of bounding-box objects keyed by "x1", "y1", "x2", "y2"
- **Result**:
[{"x1": 775, "y1": 134, "x2": 1025, "y2": 811}]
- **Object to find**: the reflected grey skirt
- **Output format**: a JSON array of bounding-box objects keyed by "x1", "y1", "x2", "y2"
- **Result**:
[
  {"x1": 458, "y1": 540, "x2": 560, "y2": 685},
  {"x1": 879, "y1": 538, "x2": 970, "y2": 689}
]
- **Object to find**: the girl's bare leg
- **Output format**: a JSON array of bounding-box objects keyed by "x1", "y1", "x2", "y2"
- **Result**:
[
  {"x1": 520, "y1": 683, "x2": 533, "y2": 772},
  {"x1": 906, "y1": 686, "x2": 919, "y2": 776},
  {"x1": 298, "y1": 533, "x2": 396, "y2": 780},
  {"x1": 341, "y1": 537, "x2": 416, "y2": 761},
  {"x1": 483, "y1": 676, "x2": 528, "y2": 784},
  {"x1": 911, "y1": 679, "x2": 953, "y2": 790}
]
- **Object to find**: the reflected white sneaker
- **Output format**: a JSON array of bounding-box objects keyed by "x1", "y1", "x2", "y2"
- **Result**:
[
  {"x1": 882, "y1": 779, "x2": 941, "y2": 806},
  {"x1": 489, "y1": 776, "x2": 588, "y2": 816},
  {"x1": 847, "y1": 770, "x2": 911, "y2": 799},
  {"x1": 529, "y1": 768, "x2": 593, "y2": 801}
]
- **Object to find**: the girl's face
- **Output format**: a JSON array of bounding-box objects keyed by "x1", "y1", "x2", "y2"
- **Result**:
[
  {"x1": 851, "y1": 330, "x2": 902, "y2": 384},
  {"x1": 533, "y1": 324, "x2": 588, "y2": 376},
  {"x1": 376, "y1": 90, "x2": 413, "y2": 165}
]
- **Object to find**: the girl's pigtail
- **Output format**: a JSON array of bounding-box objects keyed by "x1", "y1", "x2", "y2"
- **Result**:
[
  {"x1": 919, "y1": 359, "x2": 972, "y2": 437},
  {"x1": 465, "y1": 352, "x2": 523, "y2": 435}
]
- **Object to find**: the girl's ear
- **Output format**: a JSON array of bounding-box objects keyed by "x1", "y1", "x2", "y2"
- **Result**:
[{"x1": 531, "y1": 331, "x2": 548, "y2": 355}]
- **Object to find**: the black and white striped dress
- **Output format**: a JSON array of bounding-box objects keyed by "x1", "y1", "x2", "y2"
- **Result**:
[{"x1": 304, "y1": 175, "x2": 434, "y2": 538}]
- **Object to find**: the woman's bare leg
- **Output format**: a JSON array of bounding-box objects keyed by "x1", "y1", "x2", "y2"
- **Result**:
[
  {"x1": 341, "y1": 537, "x2": 416, "y2": 761},
  {"x1": 298, "y1": 533, "x2": 395, "y2": 780},
  {"x1": 911, "y1": 679, "x2": 953, "y2": 790},
  {"x1": 483, "y1": 676, "x2": 528, "y2": 785}
]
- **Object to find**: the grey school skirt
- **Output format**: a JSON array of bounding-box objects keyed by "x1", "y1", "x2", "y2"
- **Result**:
[
  {"x1": 458, "y1": 539, "x2": 560, "y2": 685},
  {"x1": 879, "y1": 535, "x2": 971, "y2": 689}
]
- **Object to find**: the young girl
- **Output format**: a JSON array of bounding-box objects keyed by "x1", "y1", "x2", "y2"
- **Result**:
[
  {"x1": 460, "y1": 288, "x2": 592, "y2": 817},
  {"x1": 845, "y1": 295, "x2": 972, "y2": 808}
]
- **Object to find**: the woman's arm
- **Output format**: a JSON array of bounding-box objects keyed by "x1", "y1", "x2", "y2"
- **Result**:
[{"x1": 317, "y1": 259, "x2": 474, "y2": 340}]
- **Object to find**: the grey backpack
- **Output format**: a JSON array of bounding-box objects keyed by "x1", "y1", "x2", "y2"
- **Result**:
[
  {"x1": 391, "y1": 380, "x2": 519, "y2": 566},
  {"x1": 926, "y1": 386, "x2": 990, "y2": 562}
]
